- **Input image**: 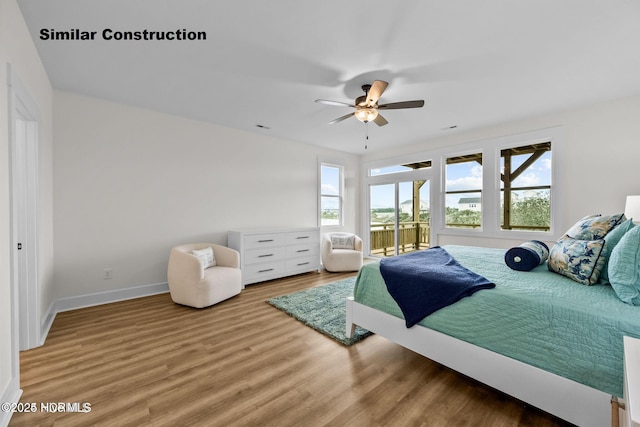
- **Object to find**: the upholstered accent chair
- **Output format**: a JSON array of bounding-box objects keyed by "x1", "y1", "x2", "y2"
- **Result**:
[
  {"x1": 321, "y1": 232, "x2": 363, "y2": 272},
  {"x1": 167, "y1": 243, "x2": 242, "y2": 308}
]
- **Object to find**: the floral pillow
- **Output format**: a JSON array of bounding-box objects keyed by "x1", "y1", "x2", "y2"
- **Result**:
[
  {"x1": 547, "y1": 235, "x2": 605, "y2": 285},
  {"x1": 565, "y1": 213, "x2": 625, "y2": 240}
]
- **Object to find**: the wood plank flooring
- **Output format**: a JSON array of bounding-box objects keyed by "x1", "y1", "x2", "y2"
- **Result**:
[{"x1": 11, "y1": 270, "x2": 573, "y2": 427}]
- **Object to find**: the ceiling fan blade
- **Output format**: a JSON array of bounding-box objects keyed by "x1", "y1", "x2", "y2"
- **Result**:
[
  {"x1": 366, "y1": 80, "x2": 388, "y2": 106},
  {"x1": 373, "y1": 114, "x2": 388, "y2": 127},
  {"x1": 378, "y1": 100, "x2": 425, "y2": 110},
  {"x1": 328, "y1": 112, "x2": 355, "y2": 124},
  {"x1": 315, "y1": 99, "x2": 355, "y2": 108}
]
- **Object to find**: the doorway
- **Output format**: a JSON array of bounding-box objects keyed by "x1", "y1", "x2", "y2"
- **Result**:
[
  {"x1": 369, "y1": 179, "x2": 430, "y2": 257},
  {"x1": 9, "y1": 67, "x2": 41, "y2": 350}
]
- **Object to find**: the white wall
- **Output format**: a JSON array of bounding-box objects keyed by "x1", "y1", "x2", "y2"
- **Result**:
[
  {"x1": 53, "y1": 91, "x2": 360, "y2": 300},
  {"x1": 362, "y1": 95, "x2": 640, "y2": 249},
  {"x1": 0, "y1": 0, "x2": 54, "y2": 422}
]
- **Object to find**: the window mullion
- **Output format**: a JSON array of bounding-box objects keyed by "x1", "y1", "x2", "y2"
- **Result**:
[{"x1": 483, "y1": 148, "x2": 499, "y2": 234}]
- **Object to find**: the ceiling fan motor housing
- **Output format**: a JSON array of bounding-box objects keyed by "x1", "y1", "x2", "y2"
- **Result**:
[
  {"x1": 358, "y1": 84, "x2": 373, "y2": 106},
  {"x1": 315, "y1": 80, "x2": 423, "y2": 127},
  {"x1": 355, "y1": 95, "x2": 367, "y2": 107}
]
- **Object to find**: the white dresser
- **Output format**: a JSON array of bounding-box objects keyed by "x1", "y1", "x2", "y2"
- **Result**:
[{"x1": 228, "y1": 227, "x2": 320, "y2": 286}]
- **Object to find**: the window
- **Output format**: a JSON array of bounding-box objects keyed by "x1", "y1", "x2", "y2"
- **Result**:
[
  {"x1": 445, "y1": 153, "x2": 483, "y2": 229},
  {"x1": 366, "y1": 127, "x2": 559, "y2": 245},
  {"x1": 500, "y1": 142, "x2": 551, "y2": 231},
  {"x1": 320, "y1": 163, "x2": 343, "y2": 227}
]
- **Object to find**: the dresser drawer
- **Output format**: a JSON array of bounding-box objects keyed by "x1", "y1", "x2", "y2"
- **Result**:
[
  {"x1": 285, "y1": 256, "x2": 318, "y2": 273},
  {"x1": 243, "y1": 233, "x2": 284, "y2": 249},
  {"x1": 286, "y1": 243, "x2": 319, "y2": 259},
  {"x1": 244, "y1": 247, "x2": 286, "y2": 265},
  {"x1": 243, "y1": 261, "x2": 285, "y2": 281},
  {"x1": 286, "y1": 230, "x2": 318, "y2": 245}
]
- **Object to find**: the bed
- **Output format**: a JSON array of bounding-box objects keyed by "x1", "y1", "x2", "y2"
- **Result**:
[{"x1": 345, "y1": 244, "x2": 640, "y2": 427}]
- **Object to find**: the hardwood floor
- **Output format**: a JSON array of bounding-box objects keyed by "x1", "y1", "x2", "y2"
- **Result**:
[{"x1": 11, "y1": 270, "x2": 572, "y2": 427}]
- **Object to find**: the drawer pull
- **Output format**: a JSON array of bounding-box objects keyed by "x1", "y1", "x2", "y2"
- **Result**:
[
  {"x1": 258, "y1": 254, "x2": 274, "y2": 258},
  {"x1": 297, "y1": 262, "x2": 310, "y2": 266},
  {"x1": 296, "y1": 249, "x2": 310, "y2": 253},
  {"x1": 296, "y1": 236, "x2": 310, "y2": 239},
  {"x1": 258, "y1": 239, "x2": 274, "y2": 243},
  {"x1": 258, "y1": 268, "x2": 274, "y2": 273}
]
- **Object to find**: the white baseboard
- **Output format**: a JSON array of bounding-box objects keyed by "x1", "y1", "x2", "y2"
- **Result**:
[
  {"x1": 40, "y1": 301, "x2": 57, "y2": 347},
  {"x1": 55, "y1": 282, "x2": 169, "y2": 313},
  {"x1": 37, "y1": 282, "x2": 169, "y2": 346},
  {"x1": 0, "y1": 377, "x2": 22, "y2": 427}
]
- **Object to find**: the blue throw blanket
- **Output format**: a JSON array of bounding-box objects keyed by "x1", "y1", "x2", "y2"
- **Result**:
[{"x1": 380, "y1": 247, "x2": 495, "y2": 327}]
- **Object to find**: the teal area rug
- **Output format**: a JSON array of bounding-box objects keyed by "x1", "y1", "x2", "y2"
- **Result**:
[{"x1": 267, "y1": 277, "x2": 372, "y2": 346}]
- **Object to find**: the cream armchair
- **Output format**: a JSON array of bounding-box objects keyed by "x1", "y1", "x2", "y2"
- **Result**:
[
  {"x1": 321, "y1": 233, "x2": 363, "y2": 272},
  {"x1": 167, "y1": 243, "x2": 241, "y2": 308}
]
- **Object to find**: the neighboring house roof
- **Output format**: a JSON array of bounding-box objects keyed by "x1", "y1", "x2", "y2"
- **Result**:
[{"x1": 458, "y1": 197, "x2": 482, "y2": 204}]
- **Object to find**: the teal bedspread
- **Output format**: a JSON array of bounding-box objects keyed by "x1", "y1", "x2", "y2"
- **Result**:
[{"x1": 354, "y1": 245, "x2": 640, "y2": 397}]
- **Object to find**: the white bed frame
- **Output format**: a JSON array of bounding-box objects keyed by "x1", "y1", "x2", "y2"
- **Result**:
[{"x1": 346, "y1": 296, "x2": 615, "y2": 427}]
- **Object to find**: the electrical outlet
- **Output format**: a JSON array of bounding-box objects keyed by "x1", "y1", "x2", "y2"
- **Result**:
[{"x1": 103, "y1": 268, "x2": 113, "y2": 279}]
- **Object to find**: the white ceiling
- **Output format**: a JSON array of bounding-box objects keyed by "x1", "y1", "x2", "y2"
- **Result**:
[{"x1": 17, "y1": 0, "x2": 640, "y2": 154}]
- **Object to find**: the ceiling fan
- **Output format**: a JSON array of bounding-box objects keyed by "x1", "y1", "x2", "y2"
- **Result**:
[{"x1": 315, "y1": 80, "x2": 425, "y2": 126}]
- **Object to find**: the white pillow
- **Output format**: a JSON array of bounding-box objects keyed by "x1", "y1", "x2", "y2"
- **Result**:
[
  {"x1": 192, "y1": 247, "x2": 216, "y2": 270},
  {"x1": 331, "y1": 234, "x2": 355, "y2": 249}
]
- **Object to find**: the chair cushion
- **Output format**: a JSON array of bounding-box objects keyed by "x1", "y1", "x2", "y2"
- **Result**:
[
  {"x1": 192, "y1": 247, "x2": 216, "y2": 270},
  {"x1": 331, "y1": 234, "x2": 355, "y2": 249}
]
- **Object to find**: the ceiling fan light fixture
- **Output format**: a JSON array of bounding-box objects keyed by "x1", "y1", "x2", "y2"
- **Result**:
[
  {"x1": 355, "y1": 108, "x2": 378, "y2": 123},
  {"x1": 317, "y1": 80, "x2": 424, "y2": 127}
]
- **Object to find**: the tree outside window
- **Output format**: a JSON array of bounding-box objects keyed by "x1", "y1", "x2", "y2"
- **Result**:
[
  {"x1": 500, "y1": 142, "x2": 551, "y2": 231},
  {"x1": 443, "y1": 143, "x2": 552, "y2": 232}
]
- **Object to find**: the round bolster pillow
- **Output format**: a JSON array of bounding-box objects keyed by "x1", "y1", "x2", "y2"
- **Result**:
[{"x1": 504, "y1": 240, "x2": 550, "y2": 271}]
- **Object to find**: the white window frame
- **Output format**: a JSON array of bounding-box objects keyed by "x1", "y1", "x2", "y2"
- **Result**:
[
  {"x1": 319, "y1": 161, "x2": 344, "y2": 228},
  {"x1": 443, "y1": 149, "x2": 484, "y2": 231},
  {"x1": 438, "y1": 127, "x2": 560, "y2": 240},
  {"x1": 498, "y1": 141, "x2": 552, "y2": 233},
  {"x1": 364, "y1": 155, "x2": 434, "y2": 256},
  {"x1": 363, "y1": 126, "x2": 562, "y2": 244}
]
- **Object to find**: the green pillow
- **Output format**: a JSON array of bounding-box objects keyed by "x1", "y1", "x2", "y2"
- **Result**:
[
  {"x1": 600, "y1": 219, "x2": 635, "y2": 283},
  {"x1": 608, "y1": 225, "x2": 640, "y2": 305}
]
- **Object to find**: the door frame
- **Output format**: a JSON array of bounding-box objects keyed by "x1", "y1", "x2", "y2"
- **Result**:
[
  {"x1": 365, "y1": 168, "x2": 432, "y2": 257},
  {"x1": 8, "y1": 64, "x2": 41, "y2": 351}
]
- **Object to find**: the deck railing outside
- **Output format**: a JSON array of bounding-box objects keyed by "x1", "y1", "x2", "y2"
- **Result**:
[
  {"x1": 370, "y1": 222, "x2": 430, "y2": 256},
  {"x1": 370, "y1": 221, "x2": 548, "y2": 257}
]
